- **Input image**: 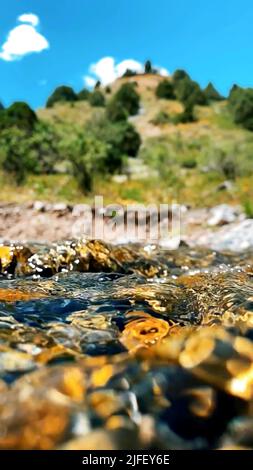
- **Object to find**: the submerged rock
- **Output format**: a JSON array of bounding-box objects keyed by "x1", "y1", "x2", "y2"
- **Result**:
[{"x1": 0, "y1": 240, "x2": 253, "y2": 448}]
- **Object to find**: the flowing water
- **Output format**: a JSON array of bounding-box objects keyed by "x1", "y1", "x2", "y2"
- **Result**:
[{"x1": 1, "y1": 240, "x2": 253, "y2": 449}]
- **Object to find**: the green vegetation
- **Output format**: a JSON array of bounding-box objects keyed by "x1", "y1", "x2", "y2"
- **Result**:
[
  {"x1": 112, "y1": 83, "x2": 140, "y2": 116},
  {"x1": 1, "y1": 63, "x2": 253, "y2": 207},
  {"x1": 155, "y1": 80, "x2": 175, "y2": 99},
  {"x1": 0, "y1": 102, "x2": 37, "y2": 131},
  {"x1": 77, "y1": 88, "x2": 90, "y2": 101},
  {"x1": 106, "y1": 98, "x2": 129, "y2": 122},
  {"x1": 175, "y1": 77, "x2": 207, "y2": 107},
  {"x1": 88, "y1": 90, "x2": 105, "y2": 107},
  {"x1": 228, "y1": 86, "x2": 253, "y2": 130},
  {"x1": 46, "y1": 86, "x2": 77, "y2": 108},
  {"x1": 144, "y1": 60, "x2": 153, "y2": 74},
  {"x1": 204, "y1": 82, "x2": 224, "y2": 102},
  {"x1": 151, "y1": 110, "x2": 171, "y2": 125}
]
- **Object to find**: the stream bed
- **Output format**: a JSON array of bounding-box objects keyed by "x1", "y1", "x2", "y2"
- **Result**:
[{"x1": 0, "y1": 240, "x2": 253, "y2": 449}]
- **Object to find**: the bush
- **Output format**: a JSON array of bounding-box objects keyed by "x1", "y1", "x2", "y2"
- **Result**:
[
  {"x1": 213, "y1": 149, "x2": 239, "y2": 180},
  {"x1": 0, "y1": 102, "x2": 37, "y2": 131},
  {"x1": 204, "y1": 82, "x2": 224, "y2": 101},
  {"x1": 0, "y1": 128, "x2": 39, "y2": 184},
  {"x1": 173, "y1": 102, "x2": 196, "y2": 123},
  {"x1": 155, "y1": 80, "x2": 175, "y2": 99},
  {"x1": 181, "y1": 157, "x2": 197, "y2": 169},
  {"x1": 106, "y1": 99, "x2": 128, "y2": 122},
  {"x1": 173, "y1": 69, "x2": 190, "y2": 84},
  {"x1": 176, "y1": 78, "x2": 207, "y2": 106},
  {"x1": 0, "y1": 121, "x2": 61, "y2": 183},
  {"x1": 151, "y1": 111, "x2": 171, "y2": 125},
  {"x1": 65, "y1": 133, "x2": 108, "y2": 193},
  {"x1": 113, "y1": 83, "x2": 140, "y2": 115},
  {"x1": 77, "y1": 88, "x2": 90, "y2": 101},
  {"x1": 229, "y1": 87, "x2": 253, "y2": 130},
  {"x1": 88, "y1": 90, "x2": 105, "y2": 107},
  {"x1": 46, "y1": 86, "x2": 77, "y2": 108},
  {"x1": 86, "y1": 117, "x2": 141, "y2": 173},
  {"x1": 122, "y1": 69, "x2": 136, "y2": 78}
]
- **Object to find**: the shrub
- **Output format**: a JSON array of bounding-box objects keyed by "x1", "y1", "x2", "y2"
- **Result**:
[
  {"x1": 176, "y1": 78, "x2": 207, "y2": 106},
  {"x1": 155, "y1": 80, "x2": 175, "y2": 99},
  {"x1": 113, "y1": 83, "x2": 140, "y2": 115},
  {"x1": 140, "y1": 138, "x2": 176, "y2": 176},
  {"x1": 180, "y1": 157, "x2": 197, "y2": 169},
  {"x1": 204, "y1": 82, "x2": 224, "y2": 101},
  {"x1": 151, "y1": 111, "x2": 171, "y2": 125},
  {"x1": 106, "y1": 99, "x2": 128, "y2": 122},
  {"x1": 173, "y1": 69, "x2": 190, "y2": 84},
  {"x1": 77, "y1": 88, "x2": 90, "y2": 101},
  {"x1": 0, "y1": 128, "x2": 38, "y2": 183},
  {"x1": 86, "y1": 117, "x2": 141, "y2": 173},
  {"x1": 229, "y1": 88, "x2": 253, "y2": 130},
  {"x1": 173, "y1": 102, "x2": 196, "y2": 123},
  {"x1": 46, "y1": 86, "x2": 77, "y2": 108},
  {"x1": 0, "y1": 102, "x2": 37, "y2": 131},
  {"x1": 0, "y1": 121, "x2": 61, "y2": 183},
  {"x1": 88, "y1": 90, "x2": 105, "y2": 107},
  {"x1": 66, "y1": 134, "x2": 108, "y2": 193},
  {"x1": 122, "y1": 69, "x2": 137, "y2": 77}
]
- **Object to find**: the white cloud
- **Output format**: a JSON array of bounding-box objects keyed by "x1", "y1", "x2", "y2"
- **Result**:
[
  {"x1": 84, "y1": 76, "x2": 96, "y2": 88},
  {"x1": 0, "y1": 13, "x2": 49, "y2": 61},
  {"x1": 84, "y1": 57, "x2": 170, "y2": 88},
  {"x1": 115, "y1": 59, "x2": 143, "y2": 78},
  {"x1": 18, "y1": 13, "x2": 39, "y2": 27},
  {"x1": 158, "y1": 67, "x2": 169, "y2": 77}
]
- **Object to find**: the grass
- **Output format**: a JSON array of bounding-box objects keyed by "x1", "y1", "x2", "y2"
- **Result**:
[{"x1": 1, "y1": 170, "x2": 253, "y2": 210}]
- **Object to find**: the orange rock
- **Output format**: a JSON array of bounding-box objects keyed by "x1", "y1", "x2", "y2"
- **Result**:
[{"x1": 0, "y1": 289, "x2": 45, "y2": 302}]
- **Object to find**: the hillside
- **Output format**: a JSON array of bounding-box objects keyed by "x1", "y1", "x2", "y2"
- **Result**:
[{"x1": 0, "y1": 72, "x2": 253, "y2": 209}]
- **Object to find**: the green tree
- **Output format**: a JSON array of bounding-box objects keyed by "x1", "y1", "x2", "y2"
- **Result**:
[
  {"x1": 46, "y1": 86, "x2": 77, "y2": 108},
  {"x1": 77, "y1": 88, "x2": 90, "y2": 101},
  {"x1": 155, "y1": 79, "x2": 175, "y2": 99},
  {"x1": 86, "y1": 117, "x2": 141, "y2": 173},
  {"x1": 0, "y1": 128, "x2": 38, "y2": 183},
  {"x1": 231, "y1": 88, "x2": 253, "y2": 130},
  {"x1": 176, "y1": 78, "x2": 207, "y2": 106},
  {"x1": 88, "y1": 90, "x2": 105, "y2": 107},
  {"x1": 173, "y1": 69, "x2": 190, "y2": 84},
  {"x1": 113, "y1": 83, "x2": 140, "y2": 115},
  {"x1": 144, "y1": 60, "x2": 152, "y2": 74},
  {"x1": 106, "y1": 98, "x2": 128, "y2": 122},
  {"x1": 204, "y1": 82, "x2": 224, "y2": 101},
  {"x1": 64, "y1": 133, "x2": 108, "y2": 193},
  {"x1": 0, "y1": 102, "x2": 37, "y2": 131},
  {"x1": 174, "y1": 102, "x2": 196, "y2": 124},
  {"x1": 122, "y1": 69, "x2": 136, "y2": 77}
]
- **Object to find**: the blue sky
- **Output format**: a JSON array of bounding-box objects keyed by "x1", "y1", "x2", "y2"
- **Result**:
[{"x1": 0, "y1": 0, "x2": 253, "y2": 108}]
